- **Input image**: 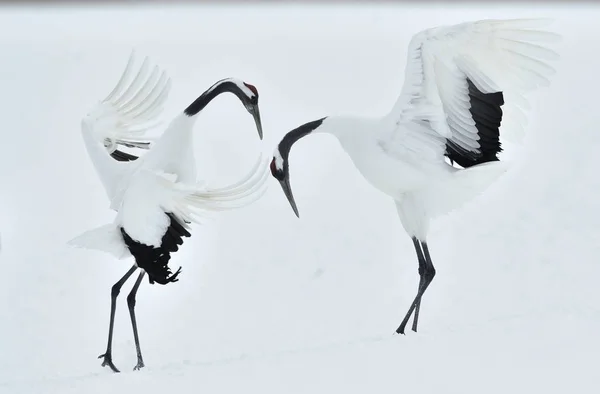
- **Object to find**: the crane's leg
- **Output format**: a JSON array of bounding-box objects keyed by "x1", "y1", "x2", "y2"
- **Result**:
[
  {"x1": 410, "y1": 237, "x2": 427, "y2": 332},
  {"x1": 98, "y1": 264, "x2": 138, "y2": 373},
  {"x1": 127, "y1": 270, "x2": 146, "y2": 371},
  {"x1": 396, "y1": 240, "x2": 436, "y2": 335}
]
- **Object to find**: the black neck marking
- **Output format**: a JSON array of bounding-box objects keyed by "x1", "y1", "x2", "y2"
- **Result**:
[
  {"x1": 277, "y1": 117, "x2": 327, "y2": 162},
  {"x1": 184, "y1": 79, "x2": 253, "y2": 117},
  {"x1": 120, "y1": 213, "x2": 191, "y2": 285},
  {"x1": 445, "y1": 78, "x2": 504, "y2": 168}
]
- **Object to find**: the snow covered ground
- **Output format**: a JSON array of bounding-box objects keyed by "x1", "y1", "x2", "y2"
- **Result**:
[{"x1": 1, "y1": 3, "x2": 599, "y2": 393}]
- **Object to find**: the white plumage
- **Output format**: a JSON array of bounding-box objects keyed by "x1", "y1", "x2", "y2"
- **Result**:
[
  {"x1": 388, "y1": 18, "x2": 558, "y2": 161},
  {"x1": 70, "y1": 51, "x2": 268, "y2": 260},
  {"x1": 270, "y1": 19, "x2": 560, "y2": 334},
  {"x1": 69, "y1": 51, "x2": 268, "y2": 372}
]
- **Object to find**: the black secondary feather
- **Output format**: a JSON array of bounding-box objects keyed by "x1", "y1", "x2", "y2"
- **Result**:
[{"x1": 445, "y1": 78, "x2": 504, "y2": 168}]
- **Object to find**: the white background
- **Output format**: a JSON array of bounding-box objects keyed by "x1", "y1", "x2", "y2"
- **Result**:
[{"x1": 0, "y1": 3, "x2": 598, "y2": 393}]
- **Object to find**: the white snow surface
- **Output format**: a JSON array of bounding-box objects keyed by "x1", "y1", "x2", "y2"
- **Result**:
[{"x1": 1, "y1": 4, "x2": 599, "y2": 394}]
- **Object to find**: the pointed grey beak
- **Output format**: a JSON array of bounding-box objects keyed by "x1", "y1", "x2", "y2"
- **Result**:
[
  {"x1": 278, "y1": 176, "x2": 299, "y2": 218},
  {"x1": 250, "y1": 105, "x2": 263, "y2": 140}
]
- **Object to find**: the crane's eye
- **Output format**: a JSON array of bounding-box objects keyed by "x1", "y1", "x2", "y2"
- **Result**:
[
  {"x1": 244, "y1": 82, "x2": 259, "y2": 98},
  {"x1": 270, "y1": 158, "x2": 285, "y2": 180}
]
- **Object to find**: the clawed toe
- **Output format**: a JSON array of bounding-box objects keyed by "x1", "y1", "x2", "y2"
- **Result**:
[{"x1": 98, "y1": 352, "x2": 120, "y2": 373}]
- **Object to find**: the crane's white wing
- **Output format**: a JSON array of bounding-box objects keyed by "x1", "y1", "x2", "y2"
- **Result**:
[
  {"x1": 384, "y1": 19, "x2": 560, "y2": 167},
  {"x1": 81, "y1": 51, "x2": 173, "y2": 202},
  {"x1": 84, "y1": 50, "x2": 172, "y2": 160},
  {"x1": 116, "y1": 155, "x2": 270, "y2": 247}
]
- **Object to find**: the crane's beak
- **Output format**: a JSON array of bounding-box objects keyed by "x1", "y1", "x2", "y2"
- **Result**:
[
  {"x1": 250, "y1": 105, "x2": 263, "y2": 140},
  {"x1": 278, "y1": 175, "x2": 299, "y2": 218}
]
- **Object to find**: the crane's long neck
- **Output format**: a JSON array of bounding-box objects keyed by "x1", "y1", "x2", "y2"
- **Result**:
[
  {"x1": 277, "y1": 117, "x2": 328, "y2": 161},
  {"x1": 137, "y1": 79, "x2": 254, "y2": 183},
  {"x1": 272, "y1": 115, "x2": 371, "y2": 218},
  {"x1": 277, "y1": 115, "x2": 375, "y2": 161},
  {"x1": 183, "y1": 79, "x2": 247, "y2": 116}
]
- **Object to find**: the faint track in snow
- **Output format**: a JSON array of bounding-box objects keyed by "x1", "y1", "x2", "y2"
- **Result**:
[
  {"x1": 161, "y1": 332, "x2": 396, "y2": 372},
  {"x1": 0, "y1": 310, "x2": 581, "y2": 391},
  {"x1": 0, "y1": 331, "x2": 397, "y2": 390}
]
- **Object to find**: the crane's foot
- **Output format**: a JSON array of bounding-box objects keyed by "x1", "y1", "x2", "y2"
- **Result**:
[
  {"x1": 98, "y1": 352, "x2": 120, "y2": 373},
  {"x1": 395, "y1": 313, "x2": 412, "y2": 335},
  {"x1": 395, "y1": 326, "x2": 417, "y2": 335},
  {"x1": 396, "y1": 304, "x2": 421, "y2": 335},
  {"x1": 133, "y1": 359, "x2": 145, "y2": 371}
]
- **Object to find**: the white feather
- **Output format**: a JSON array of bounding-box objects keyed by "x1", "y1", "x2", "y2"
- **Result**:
[
  {"x1": 115, "y1": 154, "x2": 269, "y2": 247},
  {"x1": 389, "y1": 18, "x2": 561, "y2": 160},
  {"x1": 271, "y1": 18, "x2": 561, "y2": 335},
  {"x1": 309, "y1": 19, "x2": 560, "y2": 239},
  {"x1": 79, "y1": 51, "x2": 172, "y2": 201},
  {"x1": 71, "y1": 52, "x2": 267, "y2": 258},
  {"x1": 86, "y1": 50, "x2": 171, "y2": 154},
  {"x1": 68, "y1": 223, "x2": 132, "y2": 260}
]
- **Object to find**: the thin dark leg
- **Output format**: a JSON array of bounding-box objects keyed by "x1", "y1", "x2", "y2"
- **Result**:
[
  {"x1": 127, "y1": 271, "x2": 146, "y2": 371},
  {"x1": 411, "y1": 238, "x2": 427, "y2": 332},
  {"x1": 98, "y1": 264, "x2": 138, "y2": 373},
  {"x1": 396, "y1": 240, "x2": 436, "y2": 335}
]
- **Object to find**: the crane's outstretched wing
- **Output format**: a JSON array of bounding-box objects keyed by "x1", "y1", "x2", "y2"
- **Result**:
[
  {"x1": 69, "y1": 154, "x2": 269, "y2": 269},
  {"x1": 383, "y1": 19, "x2": 560, "y2": 168},
  {"x1": 84, "y1": 50, "x2": 172, "y2": 162},
  {"x1": 80, "y1": 51, "x2": 173, "y2": 202},
  {"x1": 118, "y1": 154, "x2": 269, "y2": 285},
  {"x1": 116, "y1": 154, "x2": 270, "y2": 247}
]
